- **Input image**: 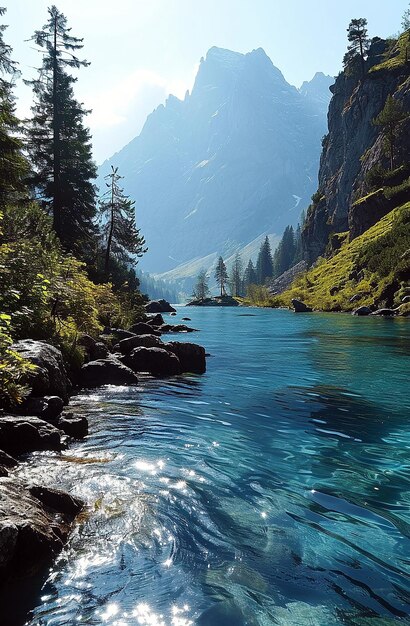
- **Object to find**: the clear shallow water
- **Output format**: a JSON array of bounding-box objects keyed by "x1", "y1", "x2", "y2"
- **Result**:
[{"x1": 14, "y1": 308, "x2": 410, "y2": 625}]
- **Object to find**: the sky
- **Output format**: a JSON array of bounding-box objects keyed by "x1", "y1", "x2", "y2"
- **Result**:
[{"x1": 3, "y1": 0, "x2": 409, "y2": 163}]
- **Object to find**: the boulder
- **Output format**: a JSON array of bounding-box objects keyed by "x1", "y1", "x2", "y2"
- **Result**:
[
  {"x1": 181, "y1": 317, "x2": 191, "y2": 321},
  {"x1": 116, "y1": 334, "x2": 164, "y2": 355},
  {"x1": 0, "y1": 415, "x2": 62, "y2": 456},
  {"x1": 80, "y1": 358, "x2": 138, "y2": 387},
  {"x1": 104, "y1": 328, "x2": 136, "y2": 341},
  {"x1": 371, "y1": 308, "x2": 397, "y2": 316},
  {"x1": 166, "y1": 342, "x2": 206, "y2": 374},
  {"x1": 128, "y1": 322, "x2": 161, "y2": 336},
  {"x1": 78, "y1": 334, "x2": 110, "y2": 360},
  {"x1": 18, "y1": 395, "x2": 64, "y2": 422},
  {"x1": 0, "y1": 451, "x2": 18, "y2": 468},
  {"x1": 159, "y1": 324, "x2": 197, "y2": 333},
  {"x1": 0, "y1": 477, "x2": 83, "y2": 581},
  {"x1": 291, "y1": 299, "x2": 313, "y2": 313},
  {"x1": 352, "y1": 306, "x2": 372, "y2": 316},
  {"x1": 123, "y1": 347, "x2": 181, "y2": 377},
  {"x1": 58, "y1": 413, "x2": 88, "y2": 439},
  {"x1": 146, "y1": 313, "x2": 165, "y2": 326},
  {"x1": 170, "y1": 312, "x2": 177, "y2": 316},
  {"x1": 145, "y1": 299, "x2": 176, "y2": 313},
  {"x1": 11, "y1": 340, "x2": 70, "y2": 403},
  {"x1": 402, "y1": 295, "x2": 410, "y2": 303}
]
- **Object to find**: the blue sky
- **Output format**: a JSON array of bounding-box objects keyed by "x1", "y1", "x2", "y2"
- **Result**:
[{"x1": 3, "y1": 0, "x2": 409, "y2": 162}]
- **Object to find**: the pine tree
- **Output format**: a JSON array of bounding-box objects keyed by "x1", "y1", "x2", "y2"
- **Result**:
[
  {"x1": 99, "y1": 166, "x2": 147, "y2": 278},
  {"x1": 273, "y1": 226, "x2": 296, "y2": 277},
  {"x1": 344, "y1": 18, "x2": 370, "y2": 78},
  {"x1": 373, "y1": 95, "x2": 407, "y2": 171},
  {"x1": 0, "y1": 7, "x2": 28, "y2": 206},
  {"x1": 256, "y1": 236, "x2": 274, "y2": 284},
  {"x1": 214, "y1": 256, "x2": 228, "y2": 297},
  {"x1": 26, "y1": 5, "x2": 97, "y2": 254},
  {"x1": 230, "y1": 252, "x2": 243, "y2": 297},
  {"x1": 403, "y1": 4, "x2": 410, "y2": 32},
  {"x1": 243, "y1": 259, "x2": 257, "y2": 291},
  {"x1": 192, "y1": 269, "x2": 210, "y2": 300}
]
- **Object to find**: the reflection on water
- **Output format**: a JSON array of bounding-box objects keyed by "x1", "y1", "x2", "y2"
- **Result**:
[{"x1": 6, "y1": 308, "x2": 410, "y2": 626}]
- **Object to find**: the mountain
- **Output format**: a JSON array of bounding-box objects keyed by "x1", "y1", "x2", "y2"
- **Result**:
[{"x1": 98, "y1": 47, "x2": 333, "y2": 275}]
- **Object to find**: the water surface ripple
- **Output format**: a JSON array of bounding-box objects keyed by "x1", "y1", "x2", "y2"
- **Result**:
[{"x1": 14, "y1": 309, "x2": 410, "y2": 625}]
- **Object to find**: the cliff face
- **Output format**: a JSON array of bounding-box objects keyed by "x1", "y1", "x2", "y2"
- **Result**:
[
  {"x1": 98, "y1": 48, "x2": 332, "y2": 274},
  {"x1": 303, "y1": 35, "x2": 410, "y2": 263}
]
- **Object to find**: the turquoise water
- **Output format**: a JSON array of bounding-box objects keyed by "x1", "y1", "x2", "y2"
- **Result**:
[{"x1": 15, "y1": 308, "x2": 410, "y2": 625}]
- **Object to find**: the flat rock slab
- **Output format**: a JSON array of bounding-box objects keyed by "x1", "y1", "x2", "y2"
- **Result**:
[
  {"x1": 0, "y1": 478, "x2": 83, "y2": 581},
  {"x1": 0, "y1": 415, "x2": 62, "y2": 456}
]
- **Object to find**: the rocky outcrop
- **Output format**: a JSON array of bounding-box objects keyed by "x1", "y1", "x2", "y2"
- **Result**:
[
  {"x1": 267, "y1": 261, "x2": 308, "y2": 295},
  {"x1": 146, "y1": 313, "x2": 165, "y2": 326},
  {"x1": 11, "y1": 340, "x2": 70, "y2": 403},
  {"x1": 145, "y1": 300, "x2": 176, "y2": 313},
  {"x1": 303, "y1": 36, "x2": 410, "y2": 263},
  {"x1": 186, "y1": 296, "x2": 239, "y2": 307},
  {"x1": 0, "y1": 415, "x2": 62, "y2": 456},
  {"x1": 128, "y1": 322, "x2": 161, "y2": 336},
  {"x1": 122, "y1": 347, "x2": 182, "y2": 377},
  {"x1": 166, "y1": 342, "x2": 206, "y2": 374},
  {"x1": 80, "y1": 358, "x2": 139, "y2": 387},
  {"x1": 352, "y1": 306, "x2": 372, "y2": 316},
  {"x1": 158, "y1": 324, "x2": 198, "y2": 333},
  {"x1": 115, "y1": 334, "x2": 164, "y2": 354},
  {"x1": 78, "y1": 334, "x2": 110, "y2": 361},
  {"x1": 17, "y1": 395, "x2": 64, "y2": 422},
  {"x1": 291, "y1": 299, "x2": 313, "y2": 313},
  {"x1": 0, "y1": 478, "x2": 83, "y2": 582}
]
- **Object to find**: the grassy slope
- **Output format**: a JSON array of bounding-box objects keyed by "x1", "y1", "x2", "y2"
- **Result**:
[{"x1": 274, "y1": 202, "x2": 410, "y2": 311}]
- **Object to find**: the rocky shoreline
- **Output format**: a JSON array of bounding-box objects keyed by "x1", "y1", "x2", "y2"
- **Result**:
[{"x1": 0, "y1": 300, "x2": 206, "y2": 620}]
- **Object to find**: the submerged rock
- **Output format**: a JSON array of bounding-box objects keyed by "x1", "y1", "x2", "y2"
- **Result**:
[
  {"x1": 291, "y1": 299, "x2": 313, "y2": 313},
  {"x1": 80, "y1": 358, "x2": 138, "y2": 387},
  {"x1": 0, "y1": 415, "x2": 62, "y2": 456},
  {"x1": 11, "y1": 340, "x2": 70, "y2": 403},
  {"x1": 166, "y1": 341, "x2": 206, "y2": 374},
  {"x1": 123, "y1": 346, "x2": 182, "y2": 377},
  {"x1": 158, "y1": 324, "x2": 197, "y2": 333}
]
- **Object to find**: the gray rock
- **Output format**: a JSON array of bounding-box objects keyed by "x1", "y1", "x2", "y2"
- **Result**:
[
  {"x1": 105, "y1": 328, "x2": 136, "y2": 340},
  {"x1": 0, "y1": 477, "x2": 83, "y2": 580},
  {"x1": 159, "y1": 324, "x2": 197, "y2": 333},
  {"x1": 78, "y1": 334, "x2": 110, "y2": 360},
  {"x1": 58, "y1": 413, "x2": 88, "y2": 439},
  {"x1": 117, "y1": 334, "x2": 164, "y2": 355},
  {"x1": 371, "y1": 308, "x2": 397, "y2": 316},
  {"x1": 19, "y1": 395, "x2": 64, "y2": 422},
  {"x1": 123, "y1": 347, "x2": 181, "y2": 377},
  {"x1": 0, "y1": 415, "x2": 62, "y2": 456},
  {"x1": 402, "y1": 295, "x2": 410, "y2": 303},
  {"x1": 146, "y1": 313, "x2": 165, "y2": 326},
  {"x1": 352, "y1": 306, "x2": 372, "y2": 316},
  {"x1": 128, "y1": 322, "x2": 161, "y2": 336},
  {"x1": 166, "y1": 342, "x2": 206, "y2": 374},
  {"x1": 11, "y1": 340, "x2": 70, "y2": 403},
  {"x1": 291, "y1": 299, "x2": 313, "y2": 313},
  {"x1": 0, "y1": 450, "x2": 18, "y2": 468},
  {"x1": 80, "y1": 359, "x2": 138, "y2": 387},
  {"x1": 181, "y1": 317, "x2": 191, "y2": 321},
  {"x1": 145, "y1": 300, "x2": 176, "y2": 313}
]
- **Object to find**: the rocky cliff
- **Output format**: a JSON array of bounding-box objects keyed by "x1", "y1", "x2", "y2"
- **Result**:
[
  {"x1": 303, "y1": 33, "x2": 410, "y2": 263},
  {"x1": 99, "y1": 47, "x2": 332, "y2": 274}
]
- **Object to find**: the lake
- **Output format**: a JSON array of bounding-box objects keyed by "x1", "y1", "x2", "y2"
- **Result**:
[{"x1": 14, "y1": 307, "x2": 410, "y2": 625}]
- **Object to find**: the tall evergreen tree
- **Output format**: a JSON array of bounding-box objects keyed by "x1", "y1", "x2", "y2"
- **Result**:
[
  {"x1": 214, "y1": 256, "x2": 228, "y2": 297},
  {"x1": 192, "y1": 269, "x2": 210, "y2": 300},
  {"x1": 256, "y1": 236, "x2": 274, "y2": 284},
  {"x1": 0, "y1": 7, "x2": 27, "y2": 206},
  {"x1": 243, "y1": 259, "x2": 257, "y2": 291},
  {"x1": 373, "y1": 95, "x2": 407, "y2": 171},
  {"x1": 230, "y1": 252, "x2": 243, "y2": 297},
  {"x1": 99, "y1": 166, "x2": 147, "y2": 278},
  {"x1": 273, "y1": 226, "x2": 296, "y2": 276},
  {"x1": 344, "y1": 18, "x2": 370, "y2": 78},
  {"x1": 26, "y1": 5, "x2": 97, "y2": 254},
  {"x1": 403, "y1": 4, "x2": 410, "y2": 31}
]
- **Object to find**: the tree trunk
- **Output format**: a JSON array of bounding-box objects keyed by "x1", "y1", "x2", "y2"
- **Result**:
[
  {"x1": 52, "y1": 15, "x2": 62, "y2": 239},
  {"x1": 104, "y1": 179, "x2": 115, "y2": 277}
]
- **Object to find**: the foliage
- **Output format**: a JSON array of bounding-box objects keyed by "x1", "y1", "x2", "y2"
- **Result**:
[
  {"x1": 243, "y1": 284, "x2": 275, "y2": 307},
  {"x1": 243, "y1": 259, "x2": 257, "y2": 291},
  {"x1": 99, "y1": 165, "x2": 147, "y2": 277},
  {"x1": 344, "y1": 18, "x2": 370, "y2": 77},
  {"x1": 256, "y1": 236, "x2": 274, "y2": 283},
  {"x1": 403, "y1": 4, "x2": 410, "y2": 32},
  {"x1": 373, "y1": 95, "x2": 408, "y2": 171},
  {"x1": 277, "y1": 202, "x2": 410, "y2": 311},
  {"x1": 0, "y1": 312, "x2": 36, "y2": 409},
  {"x1": 370, "y1": 31, "x2": 410, "y2": 73},
  {"x1": 229, "y1": 252, "x2": 243, "y2": 297}
]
